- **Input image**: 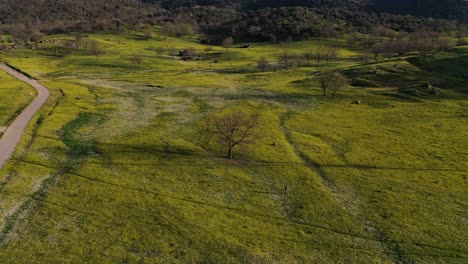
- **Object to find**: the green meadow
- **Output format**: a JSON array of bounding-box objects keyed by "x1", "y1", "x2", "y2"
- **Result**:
[
  {"x1": 0, "y1": 71, "x2": 35, "y2": 132},
  {"x1": 0, "y1": 29, "x2": 466, "y2": 263}
]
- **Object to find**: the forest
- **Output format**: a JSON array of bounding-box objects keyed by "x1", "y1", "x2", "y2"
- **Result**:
[{"x1": 0, "y1": 0, "x2": 466, "y2": 42}]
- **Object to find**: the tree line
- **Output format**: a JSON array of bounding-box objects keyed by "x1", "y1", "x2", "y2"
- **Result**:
[{"x1": 0, "y1": 0, "x2": 466, "y2": 44}]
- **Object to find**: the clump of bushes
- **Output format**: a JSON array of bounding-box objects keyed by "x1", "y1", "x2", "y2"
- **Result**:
[{"x1": 416, "y1": 83, "x2": 440, "y2": 96}]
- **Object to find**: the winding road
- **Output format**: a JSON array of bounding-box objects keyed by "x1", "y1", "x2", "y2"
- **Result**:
[{"x1": 0, "y1": 63, "x2": 50, "y2": 169}]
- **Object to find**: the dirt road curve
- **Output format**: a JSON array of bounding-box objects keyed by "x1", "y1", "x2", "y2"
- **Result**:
[{"x1": 0, "y1": 63, "x2": 50, "y2": 169}]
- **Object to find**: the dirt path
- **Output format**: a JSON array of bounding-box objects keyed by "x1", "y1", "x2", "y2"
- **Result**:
[{"x1": 0, "y1": 64, "x2": 50, "y2": 169}]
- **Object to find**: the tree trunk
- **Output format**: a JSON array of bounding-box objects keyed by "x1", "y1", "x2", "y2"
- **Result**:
[
  {"x1": 227, "y1": 145, "x2": 233, "y2": 159},
  {"x1": 323, "y1": 89, "x2": 327, "y2": 96}
]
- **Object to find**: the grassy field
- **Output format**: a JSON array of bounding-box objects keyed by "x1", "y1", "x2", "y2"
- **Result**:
[
  {"x1": 0, "y1": 71, "x2": 36, "y2": 135},
  {"x1": 0, "y1": 29, "x2": 466, "y2": 263}
]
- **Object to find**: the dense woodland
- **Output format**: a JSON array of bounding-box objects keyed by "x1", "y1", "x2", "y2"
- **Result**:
[{"x1": 0, "y1": 0, "x2": 466, "y2": 43}]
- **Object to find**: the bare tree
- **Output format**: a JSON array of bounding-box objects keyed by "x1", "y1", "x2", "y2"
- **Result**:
[
  {"x1": 204, "y1": 110, "x2": 259, "y2": 159},
  {"x1": 324, "y1": 47, "x2": 338, "y2": 63},
  {"x1": 222, "y1": 37, "x2": 234, "y2": 53},
  {"x1": 358, "y1": 53, "x2": 371, "y2": 64},
  {"x1": 370, "y1": 43, "x2": 384, "y2": 61},
  {"x1": 319, "y1": 72, "x2": 348, "y2": 97},
  {"x1": 293, "y1": 54, "x2": 307, "y2": 67},
  {"x1": 329, "y1": 72, "x2": 349, "y2": 98},
  {"x1": 89, "y1": 40, "x2": 104, "y2": 59},
  {"x1": 303, "y1": 51, "x2": 314, "y2": 65},
  {"x1": 143, "y1": 26, "x2": 153, "y2": 40},
  {"x1": 314, "y1": 48, "x2": 324, "y2": 65},
  {"x1": 131, "y1": 54, "x2": 143, "y2": 69},
  {"x1": 10, "y1": 23, "x2": 30, "y2": 45},
  {"x1": 278, "y1": 51, "x2": 294, "y2": 69},
  {"x1": 257, "y1": 57, "x2": 271, "y2": 72},
  {"x1": 436, "y1": 38, "x2": 454, "y2": 51},
  {"x1": 319, "y1": 73, "x2": 332, "y2": 96}
]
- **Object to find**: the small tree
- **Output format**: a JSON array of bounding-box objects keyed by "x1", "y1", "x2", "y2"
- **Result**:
[
  {"x1": 222, "y1": 37, "x2": 234, "y2": 53},
  {"x1": 89, "y1": 41, "x2": 104, "y2": 59},
  {"x1": 278, "y1": 51, "x2": 294, "y2": 69},
  {"x1": 319, "y1": 72, "x2": 348, "y2": 97},
  {"x1": 257, "y1": 57, "x2": 270, "y2": 72},
  {"x1": 329, "y1": 72, "x2": 349, "y2": 98},
  {"x1": 204, "y1": 110, "x2": 259, "y2": 159},
  {"x1": 303, "y1": 51, "x2": 314, "y2": 65},
  {"x1": 324, "y1": 47, "x2": 338, "y2": 63},
  {"x1": 319, "y1": 73, "x2": 332, "y2": 96},
  {"x1": 143, "y1": 26, "x2": 153, "y2": 40},
  {"x1": 358, "y1": 53, "x2": 371, "y2": 64},
  {"x1": 131, "y1": 54, "x2": 143, "y2": 69},
  {"x1": 314, "y1": 48, "x2": 325, "y2": 65}
]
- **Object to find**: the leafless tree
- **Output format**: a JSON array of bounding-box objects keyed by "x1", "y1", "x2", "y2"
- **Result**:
[
  {"x1": 370, "y1": 43, "x2": 384, "y2": 61},
  {"x1": 303, "y1": 51, "x2": 314, "y2": 65},
  {"x1": 143, "y1": 26, "x2": 153, "y2": 40},
  {"x1": 358, "y1": 53, "x2": 371, "y2": 64},
  {"x1": 436, "y1": 38, "x2": 454, "y2": 51},
  {"x1": 204, "y1": 110, "x2": 259, "y2": 159},
  {"x1": 131, "y1": 54, "x2": 143, "y2": 69},
  {"x1": 222, "y1": 37, "x2": 234, "y2": 53},
  {"x1": 278, "y1": 51, "x2": 294, "y2": 69},
  {"x1": 293, "y1": 54, "x2": 307, "y2": 67},
  {"x1": 319, "y1": 72, "x2": 348, "y2": 97},
  {"x1": 314, "y1": 48, "x2": 325, "y2": 65},
  {"x1": 319, "y1": 73, "x2": 332, "y2": 96},
  {"x1": 89, "y1": 40, "x2": 104, "y2": 59},
  {"x1": 324, "y1": 47, "x2": 338, "y2": 63},
  {"x1": 257, "y1": 57, "x2": 271, "y2": 72},
  {"x1": 329, "y1": 72, "x2": 349, "y2": 98}
]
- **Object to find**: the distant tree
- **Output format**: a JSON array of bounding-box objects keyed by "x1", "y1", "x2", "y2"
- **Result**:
[
  {"x1": 89, "y1": 41, "x2": 104, "y2": 59},
  {"x1": 455, "y1": 30, "x2": 466, "y2": 45},
  {"x1": 435, "y1": 38, "x2": 454, "y2": 51},
  {"x1": 358, "y1": 53, "x2": 371, "y2": 64},
  {"x1": 10, "y1": 23, "x2": 29, "y2": 44},
  {"x1": 370, "y1": 43, "x2": 384, "y2": 61},
  {"x1": 303, "y1": 51, "x2": 314, "y2": 65},
  {"x1": 324, "y1": 47, "x2": 338, "y2": 63},
  {"x1": 163, "y1": 22, "x2": 194, "y2": 38},
  {"x1": 204, "y1": 110, "x2": 259, "y2": 159},
  {"x1": 319, "y1": 73, "x2": 332, "y2": 96},
  {"x1": 257, "y1": 57, "x2": 271, "y2": 72},
  {"x1": 329, "y1": 72, "x2": 349, "y2": 98},
  {"x1": 143, "y1": 26, "x2": 153, "y2": 40},
  {"x1": 222, "y1": 37, "x2": 234, "y2": 53},
  {"x1": 319, "y1": 72, "x2": 348, "y2": 97},
  {"x1": 278, "y1": 51, "x2": 294, "y2": 69},
  {"x1": 131, "y1": 54, "x2": 144, "y2": 69},
  {"x1": 314, "y1": 48, "x2": 325, "y2": 65},
  {"x1": 293, "y1": 54, "x2": 307, "y2": 67}
]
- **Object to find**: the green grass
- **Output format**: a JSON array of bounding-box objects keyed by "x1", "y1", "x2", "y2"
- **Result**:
[
  {"x1": 0, "y1": 30, "x2": 466, "y2": 263},
  {"x1": 0, "y1": 71, "x2": 36, "y2": 127}
]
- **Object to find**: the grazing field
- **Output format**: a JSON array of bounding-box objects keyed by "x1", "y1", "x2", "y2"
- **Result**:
[
  {"x1": 0, "y1": 71, "x2": 35, "y2": 133},
  {"x1": 0, "y1": 30, "x2": 467, "y2": 263}
]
